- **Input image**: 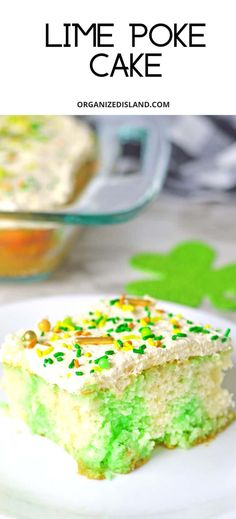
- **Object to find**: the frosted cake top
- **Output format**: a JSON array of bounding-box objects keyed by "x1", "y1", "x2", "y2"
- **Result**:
[{"x1": 1, "y1": 295, "x2": 232, "y2": 393}]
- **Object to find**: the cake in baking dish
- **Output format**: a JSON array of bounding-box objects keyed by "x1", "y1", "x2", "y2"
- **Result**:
[
  {"x1": 0, "y1": 115, "x2": 96, "y2": 211},
  {"x1": 0, "y1": 115, "x2": 96, "y2": 277},
  {"x1": 0, "y1": 295, "x2": 234, "y2": 479}
]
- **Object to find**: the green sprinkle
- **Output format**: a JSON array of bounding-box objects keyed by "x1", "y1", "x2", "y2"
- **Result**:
[
  {"x1": 161, "y1": 344, "x2": 166, "y2": 349},
  {"x1": 133, "y1": 344, "x2": 146, "y2": 354},
  {"x1": 90, "y1": 369, "x2": 95, "y2": 373},
  {"x1": 56, "y1": 357, "x2": 64, "y2": 362},
  {"x1": 75, "y1": 371, "x2": 84, "y2": 376},
  {"x1": 168, "y1": 313, "x2": 173, "y2": 317},
  {"x1": 74, "y1": 344, "x2": 82, "y2": 357},
  {"x1": 54, "y1": 352, "x2": 65, "y2": 358},
  {"x1": 43, "y1": 357, "x2": 54, "y2": 367},
  {"x1": 115, "y1": 323, "x2": 130, "y2": 333},
  {"x1": 59, "y1": 326, "x2": 69, "y2": 331},
  {"x1": 98, "y1": 358, "x2": 110, "y2": 369},
  {"x1": 40, "y1": 331, "x2": 45, "y2": 337},
  {"x1": 139, "y1": 326, "x2": 152, "y2": 334},
  {"x1": 224, "y1": 328, "x2": 231, "y2": 338},
  {"x1": 187, "y1": 320, "x2": 193, "y2": 324},
  {"x1": 154, "y1": 335, "x2": 164, "y2": 341},
  {"x1": 107, "y1": 317, "x2": 120, "y2": 323},
  {"x1": 88, "y1": 325, "x2": 96, "y2": 329},
  {"x1": 124, "y1": 318, "x2": 133, "y2": 322},
  {"x1": 117, "y1": 339, "x2": 123, "y2": 348},
  {"x1": 75, "y1": 326, "x2": 83, "y2": 331},
  {"x1": 105, "y1": 350, "x2": 115, "y2": 355},
  {"x1": 62, "y1": 317, "x2": 74, "y2": 327},
  {"x1": 221, "y1": 337, "x2": 228, "y2": 343},
  {"x1": 140, "y1": 326, "x2": 154, "y2": 340},
  {"x1": 76, "y1": 348, "x2": 82, "y2": 358},
  {"x1": 189, "y1": 326, "x2": 205, "y2": 333},
  {"x1": 96, "y1": 315, "x2": 104, "y2": 325},
  {"x1": 68, "y1": 359, "x2": 75, "y2": 369},
  {"x1": 211, "y1": 335, "x2": 219, "y2": 341},
  {"x1": 94, "y1": 355, "x2": 107, "y2": 364},
  {"x1": 107, "y1": 328, "x2": 114, "y2": 333},
  {"x1": 94, "y1": 355, "x2": 110, "y2": 369},
  {"x1": 110, "y1": 298, "x2": 119, "y2": 306}
]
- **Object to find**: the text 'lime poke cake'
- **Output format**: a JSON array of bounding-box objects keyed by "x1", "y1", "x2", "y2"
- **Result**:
[{"x1": 0, "y1": 296, "x2": 235, "y2": 479}]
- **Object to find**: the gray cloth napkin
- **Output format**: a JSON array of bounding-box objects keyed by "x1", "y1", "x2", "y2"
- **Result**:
[{"x1": 165, "y1": 116, "x2": 236, "y2": 200}]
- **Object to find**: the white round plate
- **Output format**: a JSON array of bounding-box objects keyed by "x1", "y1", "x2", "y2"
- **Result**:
[{"x1": 0, "y1": 295, "x2": 235, "y2": 519}]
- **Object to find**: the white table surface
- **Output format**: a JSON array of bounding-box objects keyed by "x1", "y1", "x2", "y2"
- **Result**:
[{"x1": 0, "y1": 193, "x2": 235, "y2": 324}]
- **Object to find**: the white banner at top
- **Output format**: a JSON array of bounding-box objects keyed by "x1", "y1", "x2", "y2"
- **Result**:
[{"x1": 0, "y1": 0, "x2": 235, "y2": 114}]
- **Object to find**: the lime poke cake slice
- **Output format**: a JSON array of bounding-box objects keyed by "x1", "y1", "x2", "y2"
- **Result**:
[{"x1": 0, "y1": 296, "x2": 235, "y2": 479}]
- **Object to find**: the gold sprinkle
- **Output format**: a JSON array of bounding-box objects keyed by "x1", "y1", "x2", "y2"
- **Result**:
[
  {"x1": 22, "y1": 330, "x2": 38, "y2": 349},
  {"x1": 140, "y1": 317, "x2": 150, "y2": 324},
  {"x1": 38, "y1": 319, "x2": 51, "y2": 333},
  {"x1": 98, "y1": 318, "x2": 107, "y2": 328},
  {"x1": 39, "y1": 346, "x2": 54, "y2": 357},
  {"x1": 122, "y1": 334, "x2": 140, "y2": 341},
  {"x1": 170, "y1": 318, "x2": 179, "y2": 326},
  {"x1": 126, "y1": 297, "x2": 153, "y2": 307},
  {"x1": 73, "y1": 336, "x2": 114, "y2": 345},
  {"x1": 50, "y1": 333, "x2": 60, "y2": 342},
  {"x1": 93, "y1": 366, "x2": 102, "y2": 372},
  {"x1": 121, "y1": 304, "x2": 134, "y2": 312},
  {"x1": 61, "y1": 342, "x2": 72, "y2": 350},
  {"x1": 123, "y1": 341, "x2": 133, "y2": 351}
]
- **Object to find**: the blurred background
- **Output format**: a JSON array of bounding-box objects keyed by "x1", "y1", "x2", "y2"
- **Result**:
[{"x1": 0, "y1": 115, "x2": 235, "y2": 321}]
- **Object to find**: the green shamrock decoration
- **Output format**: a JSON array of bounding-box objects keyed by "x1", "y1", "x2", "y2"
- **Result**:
[{"x1": 125, "y1": 241, "x2": 236, "y2": 310}]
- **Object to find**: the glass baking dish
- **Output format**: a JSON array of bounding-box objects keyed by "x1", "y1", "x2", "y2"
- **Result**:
[{"x1": 0, "y1": 116, "x2": 170, "y2": 280}]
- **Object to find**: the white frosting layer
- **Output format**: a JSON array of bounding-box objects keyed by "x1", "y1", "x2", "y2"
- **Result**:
[
  {"x1": 0, "y1": 116, "x2": 95, "y2": 212},
  {"x1": 0, "y1": 297, "x2": 232, "y2": 394}
]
